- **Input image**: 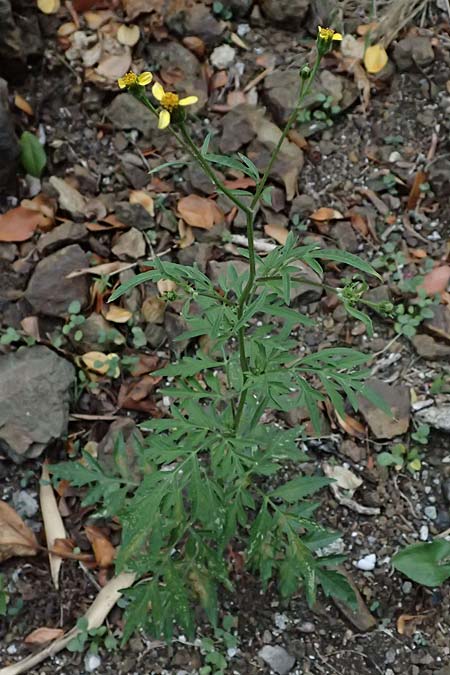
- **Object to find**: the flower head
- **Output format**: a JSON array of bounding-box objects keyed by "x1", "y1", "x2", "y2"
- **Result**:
[
  {"x1": 152, "y1": 81, "x2": 198, "y2": 129},
  {"x1": 117, "y1": 71, "x2": 153, "y2": 90},
  {"x1": 317, "y1": 26, "x2": 343, "y2": 56}
]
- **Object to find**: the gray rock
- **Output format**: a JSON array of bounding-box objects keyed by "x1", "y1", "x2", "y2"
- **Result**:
[
  {"x1": 0, "y1": 346, "x2": 75, "y2": 462},
  {"x1": 442, "y1": 478, "x2": 450, "y2": 505},
  {"x1": 37, "y1": 221, "x2": 88, "y2": 254},
  {"x1": 0, "y1": 1, "x2": 26, "y2": 81},
  {"x1": 260, "y1": 0, "x2": 309, "y2": 28},
  {"x1": 114, "y1": 202, "x2": 155, "y2": 231},
  {"x1": 25, "y1": 244, "x2": 90, "y2": 317},
  {"x1": 412, "y1": 334, "x2": 450, "y2": 361},
  {"x1": 222, "y1": 0, "x2": 253, "y2": 16},
  {"x1": 12, "y1": 489, "x2": 39, "y2": 518},
  {"x1": 289, "y1": 194, "x2": 315, "y2": 220},
  {"x1": 220, "y1": 105, "x2": 258, "y2": 153},
  {"x1": 258, "y1": 645, "x2": 295, "y2": 675},
  {"x1": 112, "y1": 228, "x2": 146, "y2": 260},
  {"x1": 165, "y1": 4, "x2": 223, "y2": 45},
  {"x1": 75, "y1": 312, "x2": 125, "y2": 352},
  {"x1": 0, "y1": 78, "x2": 20, "y2": 193},
  {"x1": 107, "y1": 93, "x2": 164, "y2": 139},
  {"x1": 393, "y1": 36, "x2": 435, "y2": 71},
  {"x1": 417, "y1": 405, "x2": 450, "y2": 433},
  {"x1": 424, "y1": 505, "x2": 437, "y2": 521},
  {"x1": 332, "y1": 221, "x2": 358, "y2": 252},
  {"x1": 358, "y1": 379, "x2": 410, "y2": 439},
  {"x1": 177, "y1": 243, "x2": 213, "y2": 273}
]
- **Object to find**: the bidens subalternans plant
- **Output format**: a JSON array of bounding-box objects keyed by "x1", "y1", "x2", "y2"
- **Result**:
[{"x1": 52, "y1": 28, "x2": 389, "y2": 642}]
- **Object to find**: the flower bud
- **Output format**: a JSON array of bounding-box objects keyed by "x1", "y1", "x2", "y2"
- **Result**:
[{"x1": 300, "y1": 65, "x2": 311, "y2": 80}]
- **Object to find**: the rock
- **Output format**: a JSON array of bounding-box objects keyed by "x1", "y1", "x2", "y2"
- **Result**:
[
  {"x1": 209, "y1": 259, "x2": 249, "y2": 285},
  {"x1": 177, "y1": 243, "x2": 213, "y2": 273},
  {"x1": 0, "y1": 346, "x2": 75, "y2": 462},
  {"x1": 112, "y1": 228, "x2": 146, "y2": 260},
  {"x1": 0, "y1": 1, "x2": 26, "y2": 81},
  {"x1": 166, "y1": 4, "x2": 223, "y2": 45},
  {"x1": 97, "y1": 417, "x2": 144, "y2": 480},
  {"x1": 419, "y1": 524, "x2": 429, "y2": 541},
  {"x1": 424, "y1": 505, "x2": 437, "y2": 521},
  {"x1": 429, "y1": 156, "x2": 450, "y2": 199},
  {"x1": 417, "y1": 405, "x2": 450, "y2": 433},
  {"x1": 76, "y1": 313, "x2": 125, "y2": 352},
  {"x1": 107, "y1": 93, "x2": 165, "y2": 140},
  {"x1": 442, "y1": 478, "x2": 450, "y2": 505},
  {"x1": 220, "y1": 105, "x2": 258, "y2": 154},
  {"x1": 12, "y1": 490, "x2": 39, "y2": 518},
  {"x1": 0, "y1": 259, "x2": 27, "y2": 301},
  {"x1": 114, "y1": 202, "x2": 155, "y2": 231},
  {"x1": 49, "y1": 176, "x2": 87, "y2": 217},
  {"x1": 424, "y1": 305, "x2": 450, "y2": 342},
  {"x1": 222, "y1": 0, "x2": 253, "y2": 16},
  {"x1": 358, "y1": 379, "x2": 410, "y2": 439},
  {"x1": 356, "y1": 553, "x2": 376, "y2": 571},
  {"x1": 164, "y1": 311, "x2": 189, "y2": 353},
  {"x1": 25, "y1": 244, "x2": 90, "y2": 317},
  {"x1": 258, "y1": 645, "x2": 295, "y2": 675},
  {"x1": 435, "y1": 509, "x2": 450, "y2": 530},
  {"x1": 332, "y1": 221, "x2": 358, "y2": 252},
  {"x1": 84, "y1": 653, "x2": 101, "y2": 672},
  {"x1": 260, "y1": 0, "x2": 309, "y2": 28},
  {"x1": 340, "y1": 439, "x2": 366, "y2": 463},
  {"x1": 289, "y1": 194, "x2": 315, "y2": 220},
  {"x1": 0, "y1": 78, "x2": 20, "y2": 193},
  {"x1": 210, "y1": 45, "x2": 236, "y2": 70},
  {"x1": 393, "y1": 36, "x2": 435, "y2": 71},
  {"x1": 412, "y1": 334, "x2": 450, "y2": 360},
  {"x1": 187, "y1": 163, "x2": 219, "y2": 195},
  {"x1": 37, "y1": 221, "x2": 88, "y2": 254}
]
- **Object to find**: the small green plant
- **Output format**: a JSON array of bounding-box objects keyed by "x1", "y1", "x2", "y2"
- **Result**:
[
  {"x1": 199, "y1": 614, "x2": 238, "y2": 675},
  {"x1": 0, "y1": 326, "x2": 36, "y2": 347},
  {"x1": 212, "y1": 1, "x2": 233, "y2": 20},
  {"x1": 67, "y1": 617, "x2": 118, "y2": 654},
  {"x1": 377, "y1": 423, "x2": 430, "y2": 473},
  {"x1": 0, "y1": 574, "x2": 8, "y2": 616},
  {"x1": 297, "y1": 92, "x2": 341, "y2": 131},
  {"x1": 52, "y1": 27, "x2": 390, "y2": 643},
  {"x1": 394, "y1": 290, "x2": 435, "y2": 338},
  {"x1": 63, "y1": 300, "x2": 86, "y2": 342}
]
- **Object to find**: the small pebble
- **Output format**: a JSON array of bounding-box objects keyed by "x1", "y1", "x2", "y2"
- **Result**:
[
  {"x1": 210, "y1": 44, "x2": 236, "y2": 69},
  {"x1": 402, "y1": 581, "x2": 413, "y2": 594},
  {"x1": 356, "y1": 553, "x2": 376, "y2": 571},
  {"x1": 274, "y1": 613, "x2": 288, "y2": 630},
  {"x1": 419, "y1": 524, "x2": 429, "y2": 541},
  {"x1": 424, "y1": 505, "x2": 437, "y2": 520},
  {"x1": 298, "y1": 621, "x2": 315, "y2": 634},
  {"x1": 84, "y1": 654, "x2": 101, "y2": 672}
]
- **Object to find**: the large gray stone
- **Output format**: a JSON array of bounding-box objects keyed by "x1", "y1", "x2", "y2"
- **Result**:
[
  {"x1": 25, "y1": 244, "x2": 90, "y2": 317},
  {"x1": 260, "y1": 0, "x2": 309, "y2": 28},
  {"x1": 0, "y1": 78, "x2": 20, "y2": 193},
  {"x1": 258, "y1": 645, "x2": 295, "y2": 675},
  {"x1": 0, "y1": 346, "x2": 75, "y2": 462}
]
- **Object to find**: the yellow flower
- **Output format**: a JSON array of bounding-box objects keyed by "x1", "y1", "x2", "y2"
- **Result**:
[
  {"x1": 152, "y1": 81, "x2": 198, "y2": 129},
  {"x1": 317, "y1": 26, "x2": 343, "y2": 56},
  {"x1": 117, "y1": 71, "x2": 153, "y2": 90}
]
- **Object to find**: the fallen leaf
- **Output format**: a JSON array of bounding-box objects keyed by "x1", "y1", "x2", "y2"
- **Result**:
[
  {"x1": 51, "y1": 537, "x2": 93, "y2": 562},
  {"x1": 104, "y1": 304, "x2": 133, "y2": 323},
  {"x1": 66, "y1": 260, "x2": 134, "y2": 278},
  {"x1": 364, "y1": 43, "x2": 388, "y2": 74},
  {"x1": 21, "y1": 192, "x2": 56, "y2": 222},
  {"x1": 352, "y1": 61, "x2": 371, "y2": 110},
  {"x1": 57, "y1": 21, "x2": 77, "y2": 37},
  {"x1": 397, "y1": 613, "x2": 427, "y2": 636},
  {"x1": 407, "y1": 170, "x2": 427, "y2": 210},
  {"x1": 85, "y1": 525, "x2": 115, "y2": 568},
  {"x1": 178, "y1": 195, "x2": 220, "y2": 230},
  {"x1": 182, "y1": 36, "x2": 205, "y2": 58},
  {"x1": 128, "y1": 353, "x2": 162, "y2": 376},
  {"x1": 118, "y1": 375, "x2": 162, "y2": 413},
  {"x1": 81, "y1": 351, "x2": 120, "y2": 377},
  {"x1": 336, "y1": 411, "x2": 366, "y2": 438},
  {"x1": 37, "y1": 0, "x2": 60, "y2": 13},
  {"x1": 14, "y1": 95, "x2": 33, "y2": 116},
  {"x1": 0, "y1": 501, "x2": 39, "y2": 562},
  {"x1": 350, "y1": 210, "x2": 369, "y2": 236},
  {"x1": 323, "y1": 462, "x2": 363, "y2": 491},
  {"x1": 421, "y1": 265, "x2": 450, "y2": 296},
  {"x1": 129, "y1": 189, "x2": 154, "y2": 216},
  {"x1": 178, "y1": 218, "x2": 195, "y2": 249},
  {"x1": 310, "y1": 207, "x2": 344, "y2": 222},
  {"x1": 157, "y1": 278, "x2": 177, "y2": 295},
  {"x1": 0, "y1": 206, "x2": 47, "y2": 242},
  {"x1": 122, "y1": 0, "x2": 164, "y2": 19},
  {"x1": 40, "y1": 463, "x2": 67, "y2": 589},
  {"x1": 24, "y1": 627, "x2": 64, "y2": 645},
  {"x1": 117, "y1": 24, "x2": 140, "y2": 47},
  {"x1": 96, "y1": 51, "x2": 132, "y2": 81},
  {"x1": 264, "y1": 223, "x2": 289, "y2": 245},
  {"x1": 341, "y1": 34, "x2": 365, "y2": 61}
]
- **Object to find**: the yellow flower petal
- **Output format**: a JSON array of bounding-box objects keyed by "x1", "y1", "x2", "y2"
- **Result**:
[
  {"x1": 152, "y1": 81, "x2": 165, "y2": 101},
  {"x1": 138, "y1": 71, "x2": 153, "y2": 86},
  {"x1": 179, "y1": 95, "x2": 198, "y2": 106},
  {"x1": 332, "y1": 32, "x2": 343, "y2": 41},
  {"x1": 158, "y1": 109, "x2": 171, "y2": 129},
  {"x1": 117, "y1": 78, "x2": 126, "y2": 89}
]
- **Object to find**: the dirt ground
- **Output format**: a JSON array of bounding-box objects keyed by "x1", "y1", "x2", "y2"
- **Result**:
[{"x1": 1, "y1": 1, "x2": 450, "y2": 674}]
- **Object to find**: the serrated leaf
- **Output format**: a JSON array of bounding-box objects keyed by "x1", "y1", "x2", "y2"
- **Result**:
[
  {"x1": 317, "y1": 568, "x2": 357, "y2": 608},
  {"x1": 271, "y1": 475, "x2": 331, "y2": 502},
  {"x1": 19, "y1": 131, "x2": 47, "y2": 178}
]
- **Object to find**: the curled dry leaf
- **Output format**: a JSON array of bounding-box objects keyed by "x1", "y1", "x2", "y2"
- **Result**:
[
  {"x1": 129, "y1": 189, "x2": 154, "y2": 216},
  {"x1": 264, "y1": 223, "x2": 289, "y2": 245},
  {"x1": 37, "y1": 0, "x2": 60, "y2": 14},
  {"x1": 178, "y1": 218, "x2": 195, "y2": 249},
  {"x1": 14, "y1": 95, "x2": 33, "y2": 116},
  {"x1": 178, "y1": 195, "x2": 222, "y2": 230},
  {"x1": 323, "y1": 462, "x2": 363, "y2": 492},
  {"x1": 310, "y1": 207, "x2": 344, "y2": 222},
  {"x1": 24, "y1": 627, "x2": 64, "y2": 645},
  {"x1": 421, "y1": 265, "x2": 450, "y2": 296},
  {"x1": 81, "y1": 351, "x2": 120, "y2": 377},
  {"x1": 0, "y1": 206, "x2": 48, "y2": 242},
  {"x1": 85, "y1": 525, "x2": 116, "y2": 568},
  {"x1": 407, "y1": 170, "x2": 427, "y2": 210},
  {"x1": 364, "y1": 43, "x2": 388, "y2": 74},
  {"x1": 117, "y1": 24, "x2": 140, "y2": 47},
  {"x1": 57, "y1": 21, "x2": 77, "y2": 37},
  {"x1": 397, "y1": 613, "x2": 427, "y2": 636},
  {"x1": 0, "y1": 501, "x2": 39, "y2": 562},
  {"x1": 40, "y1": 463, "x2": 66, "y2": 589},
  {"x1": 104, "y1": 304, "x2": 133, "y2": 323}
]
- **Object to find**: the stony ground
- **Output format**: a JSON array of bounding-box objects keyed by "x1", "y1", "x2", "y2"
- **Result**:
[{"x1": 1, "y1": 1, "x2": 450, "y2": 674}]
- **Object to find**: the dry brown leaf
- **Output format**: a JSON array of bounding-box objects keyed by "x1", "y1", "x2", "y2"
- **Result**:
[
  {"x1": 118, "y1": 375, "x2": 162, "y2": 413},
  {"x1": 182, "y1": 36, "x2": 205, "y2": 58},
  {"x1": 264, "y1": 223, "x2": 289, "y2": 245},
  {"x1": 421, "y1": 265, "x2": 450, "y2": 296},
  {"x1": 178, "y1": 218, "x2": 195, "y2": 249},
  {"x1": 350, "y1": 210, "x2": 369, "y2": 236},
  {"x1": 407, "y1": 170, "x2": 427, "y2": 210},
  {"x1": 122, "y1": 0, "x2": 163, "y2": 19},
  {"x1": 81, "y1": 351, "x2": 120, "y2": 377},
  {"x1": 364, "y1": 43, "x2": 388, "y2": 74},
  {"x1": 66, "y1": 260, "x2": 134, "y2": 278},
  {"x1": 178, "y1": 195, "x2": 218, "y2": 230},
  {"x1": 397, "y1": 613, "x2": 427, "y2": 636},
  {"x1": 129, "y1": 189, "x2": 154, "y2": 216},
  {"x1": 84, "y1": 10, "x2": 115, "y2": 29},
  {"x1": 21, "y1": 193, "x2": 56, "y2": 222},
  {"x1": 336, "y1": 412, "x2": 366, "y2": 439},
  {"x1": 0, "y1": 206, "x2": 48, "y2": 242},
  {"x1": 310, "y1": 207, "x2": 344, "y2": 222},
  {"x1": 141, "y1": 296, "x2": 165, "y2": 324},
  {"x1": 96, "y1": 51, "x2": 132, "y2": 81},
  {"x1": 57, "y1": 21, "x2": 77, "y2": 37},
  {"x1": 157, "y1": 278, "x2": 177, "y2": 295},
  {"x1": 37, "y1": 0, "x2": 60, "y2": 14},
  {"x1": 14, "y1": 95, "x2": 33, "y2": 116},
  {"x1": 85, "y1": 525, "x2": 116, "y2": 568},
  {"x1": 50, "y1": 537, "x2": 93, "y2": 562},
  {"x1": 0, "y1": 501, "x2": 39, "y2": 562},
  {"x1": 117, "y1": 24, "x2": 140, "y2": 46},
  {"x1": 104, "y1": 304, "x2": 133, "y2": 323},
  {"x1": 24, "y1": 627, "x2": 64, "y2": 645},
  {"x1": 40, "y1": 463, "x2": 66, "y2": 589}
]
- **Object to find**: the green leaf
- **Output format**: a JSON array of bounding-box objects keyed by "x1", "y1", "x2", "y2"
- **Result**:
[
  {"x1": 121, "y1": 583, "x2": 152, "y2": 644},
  {"x1": 377, "y1": 452, "x2": 401, "y2": 467},
  {"x1": 19, "y1": 131, "x2": 47, "y2": 177},
  {"x1": 154, "y1": 356, "x2": 222, "y2": 378},
  {"x1": 310, "y1": 248, "x2": 381, "y2": 279},
  {"x1": 271, "y1": 475, "x2": 331, "y2": 502},
  {"x1": 148, "y1": 160, "x2": 188, "y2": 174},
  {"x1": 392, "y1": 541, "x2": 450, "y2": 587},
  {"x1": 261, "y1": 186, "x2": 273, "y2": 206},
  {"x1": 317, "y1": 569, "x2": 357, "y2": 608}
]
